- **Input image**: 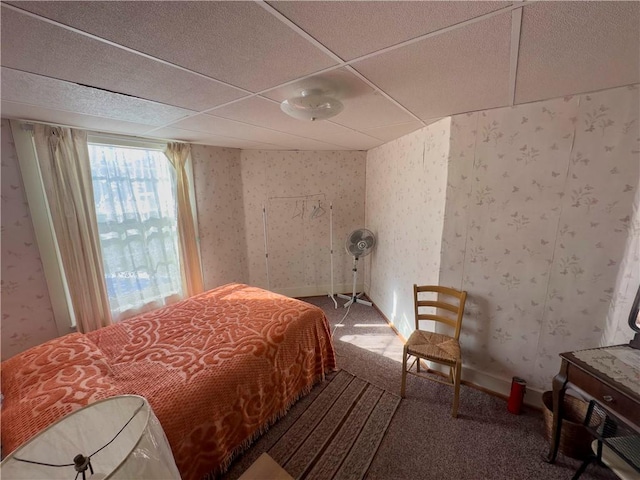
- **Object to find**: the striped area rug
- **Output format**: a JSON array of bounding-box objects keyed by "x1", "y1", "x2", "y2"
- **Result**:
[{"x1": 268, "y1": 370, "x2": 400, "y2": 480}]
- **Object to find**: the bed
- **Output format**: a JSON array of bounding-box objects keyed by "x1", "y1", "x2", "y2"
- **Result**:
[{"x1": 0, "y1": 283, "x2": 336, "y2": 479}]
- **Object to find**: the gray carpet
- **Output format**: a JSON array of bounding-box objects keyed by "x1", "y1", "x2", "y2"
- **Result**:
[{"x1": 221, "y1": 296, "x2": 615, "y2": 480}]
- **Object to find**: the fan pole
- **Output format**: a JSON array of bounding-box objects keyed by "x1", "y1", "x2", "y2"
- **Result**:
[
  {"x1": 328, "y1": 203, "x2": 337, "y2": 309},
  {"x1": 262, "y1": 204, "x2": 271, "y2": 289},
  {"x1": 337, "y1": 256, "x2": 373, "y2": 308}
]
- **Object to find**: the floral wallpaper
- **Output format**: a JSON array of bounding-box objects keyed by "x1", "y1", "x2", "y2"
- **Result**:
[
  {"x1": 530, "y1": 86, "x2": 639, "y2": 388},
  {"x1": 240, "y1": 150, "x2": 367, "y2": 296},
  {"x1": 191, "y1": 145, "x2": 249, "y2": 290},
  {"x1": 447, "y1": 95, "x2": 583, "y2": 389},
  {"x1": 365, "y1": 120, "x2": 451, "y2": 336},
  {"x1": 1, "y1": 119, "x2": 59, "y2": 360},
  {"x1": 192, "y1": 146, "x2": 367, "y2": 296},
  {"x1": 601, "y1": 179, "x2": 639, "y2": 346},
  {"x1": 366, "y1": 85, "x2": 638, "y2": 393}
]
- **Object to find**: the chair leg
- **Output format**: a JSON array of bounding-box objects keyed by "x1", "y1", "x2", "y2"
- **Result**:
[
  {"x1": 452, "y1": 360, "x2": 462, "y2": 418},
  {"x1": 401, "y1": 348, "x2": 408, "y2": 398}
]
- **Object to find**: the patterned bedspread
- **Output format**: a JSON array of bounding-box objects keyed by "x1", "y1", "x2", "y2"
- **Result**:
[{"x1": 1, "y1": 283, "x2": 336, "y2": 479}]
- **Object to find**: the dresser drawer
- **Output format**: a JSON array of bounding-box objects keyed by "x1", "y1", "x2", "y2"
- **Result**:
[{"x1": 566, "y1": 363, "x2": 640, "y2": 426}]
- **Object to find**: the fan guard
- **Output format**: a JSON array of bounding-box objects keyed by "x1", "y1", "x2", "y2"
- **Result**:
[{"x1": 345, "y1": 228, "x2": 376, "y2": 258}]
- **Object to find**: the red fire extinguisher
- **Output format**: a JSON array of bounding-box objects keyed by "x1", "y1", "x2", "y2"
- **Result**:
[{"x1": 507, "y1": 376, "x2": 527, "y2": 414}]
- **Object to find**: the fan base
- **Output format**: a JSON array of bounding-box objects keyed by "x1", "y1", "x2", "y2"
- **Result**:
[{"x1": 337, "y1": 292, "x2": 372, "y2": 308}]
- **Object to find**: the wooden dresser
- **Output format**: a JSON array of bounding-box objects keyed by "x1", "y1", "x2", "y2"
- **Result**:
[{"x1": 547, "y1": 345, "x2": 640, "y2": 462}]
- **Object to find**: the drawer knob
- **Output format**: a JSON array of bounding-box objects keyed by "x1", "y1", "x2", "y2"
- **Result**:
[{"x1": 603, "y1": 395, "x2": 614, "y2": 403}]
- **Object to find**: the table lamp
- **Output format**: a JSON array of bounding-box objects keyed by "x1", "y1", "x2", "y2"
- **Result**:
[{"x1": 0, "y1": 395, "x2": 180, "y2": 479}]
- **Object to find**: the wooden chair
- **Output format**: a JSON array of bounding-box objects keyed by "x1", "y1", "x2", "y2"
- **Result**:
[{"x1": 401, "y1": 284, "x2": 467, "y2": 418}]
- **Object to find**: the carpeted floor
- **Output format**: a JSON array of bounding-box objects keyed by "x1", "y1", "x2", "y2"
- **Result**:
[
  {"x1": 268, "y1": 370, "x2": 399, "y2": 479},
  {"x1": 221, "y1": 296, "x2": 615, "y2": 480}
]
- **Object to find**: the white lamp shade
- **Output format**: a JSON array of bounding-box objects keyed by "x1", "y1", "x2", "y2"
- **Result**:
[
  {"x1": 1, "y1": 395, "x2": 180, "y2": 480},
  {"x1": 280, "y1": 89, "x2": 343, "y2": 121}
]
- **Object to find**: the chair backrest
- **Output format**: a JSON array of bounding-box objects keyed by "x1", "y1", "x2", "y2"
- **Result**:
[{"x1": 413, "y1": 285, "x2": 467, "y2": 340}]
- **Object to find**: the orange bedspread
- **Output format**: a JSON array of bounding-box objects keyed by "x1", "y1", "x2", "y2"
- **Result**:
[{"x1": 1, "y1": 283, "x2": 336, "y2": 479}]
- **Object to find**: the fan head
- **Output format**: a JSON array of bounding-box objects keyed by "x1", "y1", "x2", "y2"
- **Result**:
[{"x1": 345, "y1": 228, "x2": 376, "y2": 258}]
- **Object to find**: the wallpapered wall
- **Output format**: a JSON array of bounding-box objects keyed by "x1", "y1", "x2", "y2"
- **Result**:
[
  {"x1": 193, "y1": 148, "x2": 367, "y2": 297},
  {"x1": 601, "y1": 186, "x2": 640, "y2": 346},
  {"x1": 364, "y1": 120, "x2": 451, "y2": 335},
  {"x1": 1, "y1": 120, "x2": 59, "y2": 360},
  {"x1": 366, "y1": 85, "x2": 639, "y2": 392},
  {"x1": 445, "y1": 85, "x2": 639, "y2": 391},
  {"x1": 191, "y1": 145, "x2": 248, "y2": 290},
  {"x1": 240, "y1": 150, "x2": 367, "y2": 297}
]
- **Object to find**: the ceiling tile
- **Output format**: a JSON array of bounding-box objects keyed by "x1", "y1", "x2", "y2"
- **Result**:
[
  {"x1": 211, "y1": 96, "x2": 381, "y2": 150},
  {"x1": 332, "y1": 90, "x2": 418, "y2": 132},
  {"x1": 1, "y1": 101, "x2": 154, "y2": 136},
  {"x1": 168, "y1": 114, "x2": 347, "y2": 151},
  {"x1": 352, "y1": 12, "x2": 512, "y2": 120},
  {"x1": 146, "y1": 127, "x2": 277, "y2": 150},
  {"x1": 1, "y1": 68, "x2": 193, "y2": 126},
  {"x1": 515, "y1": 2, "x2": 640, "y2": 104},
  {"x1": 363, "y1": 122, "x2": 424, "y2": 143},
  {"x1": 269, "y1": 1, "x2": 511, "y2": 61},
  {"x1": 0, "y1": 6, "x2": 246, "y2": 111},
  {"x1": 8, "y1": 1, "x2": 338, "y2": 92}
]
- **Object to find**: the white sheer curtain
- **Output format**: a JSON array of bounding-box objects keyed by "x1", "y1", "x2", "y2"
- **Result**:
[
  {"x1": 88, "y1": 144, "x2": 183, "y2": 321},
  {"x1": 31, "y1": 125, "x2": 200, "y2": 328},
  {"x1": 33, "y1": 125, "x2": 112, "y2": 333}
]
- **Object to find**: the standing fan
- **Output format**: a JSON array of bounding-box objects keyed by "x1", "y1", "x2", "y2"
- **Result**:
[{"x1": 337, "y1": 228, "x2": 376, "y2": 308}]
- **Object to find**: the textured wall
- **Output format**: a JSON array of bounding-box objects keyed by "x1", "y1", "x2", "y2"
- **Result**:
[
  {"x1": 443, "y1": 85, "x2": 639, "y2": 390},
  {"x1": 364, "y1": 85, "x2": 639, "y2": 392},
  {"x1": 365, "y1": 120, "x2": 451, "y2": 338},
  {"x1": 240, "y1": 150, "x2": 366, "y2": 296},
  {"x1": 191, "y1": 145, "x2": 248, "y2": 290},
  {"x1": 601, "y1": 182, "x2": 640, "y2": 346},
  {"x1": 532, "y1": 86, "x2": 639, "y2": 386},
  {"x1": 1, "y1": 119, "x2": 59, "y2": 360}
]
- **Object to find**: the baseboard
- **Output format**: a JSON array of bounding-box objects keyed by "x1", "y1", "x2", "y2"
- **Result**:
[
  {"x1": 368, "y1": 295, "x2": 544, "y2": 410},
  {"x1": 292, "y1": 287, "x2": 545, "y2": 409},
  {"x1": 273, "y1": 284, "x2": 362, "y2": 299},
  {"x1": 460, "y1": 367, "x2": 544, "y2": 410}
]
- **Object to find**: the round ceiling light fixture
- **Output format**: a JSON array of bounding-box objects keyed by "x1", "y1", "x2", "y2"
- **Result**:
[{"x1": 280, "y1": 89, "x2": 343, "y2": 121}]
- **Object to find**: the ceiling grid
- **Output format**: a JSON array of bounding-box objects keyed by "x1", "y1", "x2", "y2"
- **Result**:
[
  {"x1": 1, "y1": 1, "x2": 637, "y2": 150},
  {"x1": 509, "y1": 6, "x2": 524, "y2": 106}
]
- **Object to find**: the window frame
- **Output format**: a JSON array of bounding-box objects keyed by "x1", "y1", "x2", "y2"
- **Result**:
[
  {"x1": 10, "y1": 121, "x2": 201, "y2": 333},
  {"x1": 87, "y1": 137, "x2": 183, "y2": 318}
]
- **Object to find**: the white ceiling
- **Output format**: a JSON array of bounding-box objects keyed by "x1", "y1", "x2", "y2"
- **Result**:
[{"x1": 1, "y1": 1, "x2": 638, "y2": 151}]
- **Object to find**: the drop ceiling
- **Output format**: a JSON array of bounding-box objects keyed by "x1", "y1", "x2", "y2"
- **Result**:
[{"x1": 1, "y1": 1, "x2": 638, "y2": 151}]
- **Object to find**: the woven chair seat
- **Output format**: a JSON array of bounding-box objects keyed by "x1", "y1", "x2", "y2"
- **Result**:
[{"x1": 406, "y1": 330, "x2": 460, "y2": 364}]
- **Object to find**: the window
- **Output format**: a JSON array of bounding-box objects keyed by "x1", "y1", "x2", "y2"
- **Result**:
[
  {"x1": 11, "y1": 122, "x2": 201, "y2": 333},
  {"x1": 88, "y1": 142, "x2": 183, "y2": 319}
]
